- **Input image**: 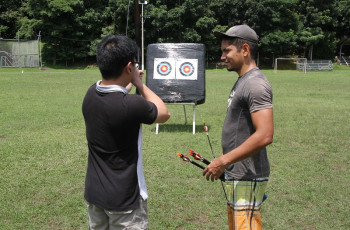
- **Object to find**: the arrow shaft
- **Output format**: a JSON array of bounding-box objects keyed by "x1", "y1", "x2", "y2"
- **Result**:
[
  {"x1": 201, "y1": 158, "x2": 211, "y2": 165},
  {"x1": 206, "y1": 132, "x2": 216, "y2": 158},
  {"x1": 190, "y1": 160, "x2": 205, "y2": 169},
  {"x1": 203, "y1": 121, "x2": 229, "y2": 202}
]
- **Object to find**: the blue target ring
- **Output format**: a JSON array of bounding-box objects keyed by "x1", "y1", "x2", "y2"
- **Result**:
[
  {"x1": 179, "y1": 62, "x2": 194, "y2": 76},
  {"x1": 157, "y1": 62, "x2": 172, "y2": 76}
]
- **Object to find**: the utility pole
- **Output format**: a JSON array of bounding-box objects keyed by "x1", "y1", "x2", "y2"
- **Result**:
[
  {"x1": 134, "y1": 0, "x2": 141, "y2": 59},
  {"x1": 138, "y1": 0, "x2": 148, "y2": 70},
  {"x1": 141, "y1": 2, "x2": 145, "y2": 70},
  {"x1": 17, "y1": 30, "x2": 20, "y2": 67},
  {"x1": 38, "y1": 31, "x2": 42, "y2": 69}
]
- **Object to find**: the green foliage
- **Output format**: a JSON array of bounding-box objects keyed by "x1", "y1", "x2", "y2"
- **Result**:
[
  {"x1": 260, "y1": 29, "x2": 298, "y2": 55},
  {"x1": 299, "y1": 27, "x2": 324, "y2": 45},
  {"x1": 335, "y1": 0, "x2": 350, "y2": 36},
  {"x1": 0, "y1": 0, "x2": 22, "y2": 38},
  {"x1": 296, "y1": 0, "x2": 338, "y2": 59},
  {"x1": 1, "y1": 0, "x2": 348, "y2": 65}
]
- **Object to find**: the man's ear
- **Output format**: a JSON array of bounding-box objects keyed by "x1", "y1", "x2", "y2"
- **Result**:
[
  {"x1": 242, "y1": 43, "x2": 250, "y2": 57},
  {"x1": 126, "y1": 62, "x2": 132, "y2": 73}
]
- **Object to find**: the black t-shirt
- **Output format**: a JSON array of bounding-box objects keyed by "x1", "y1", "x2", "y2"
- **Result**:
[{"x1": 82, "y1": 84, "x2": 157, "y2": 211}]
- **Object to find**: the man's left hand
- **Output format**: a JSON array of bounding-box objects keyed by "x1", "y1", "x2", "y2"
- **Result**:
[{"x1": 202, "y1": 157, "x2": 226, "y2": 182}]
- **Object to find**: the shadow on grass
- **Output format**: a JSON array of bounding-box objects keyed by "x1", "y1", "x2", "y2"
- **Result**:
[{"x1": 152, "y1": 124, "x2": 209, "y2": 133}]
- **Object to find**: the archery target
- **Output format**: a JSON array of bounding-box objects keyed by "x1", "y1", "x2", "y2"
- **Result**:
[
  {"x1": 158, "y1": 62, "x2": 171, "y2": 75},
  {"x1": 153, "y1": 58, "x2": 175, "y2": 79},
  {"x1": 146, "y1": 43, "x2": 205, "y2": 104},
  {"x1": 176, "y1": 59, "x2": 198, "y2": 80}
]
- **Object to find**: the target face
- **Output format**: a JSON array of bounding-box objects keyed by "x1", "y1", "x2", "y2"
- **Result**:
[
  {"x1": 179, "y1": 62, "x2": 194, "y2": 76},
  {"x1": 157, "y1": 62, "x2": 172, "y2": 75},
  {"x1": 176, "y1": 59, "x2": 198, "y2": 80},
  {"x1": 153, "y1": 58, "x2": 175, "y2": 79},
  {"x1": 153, "y1": 58, "x2": 198, "y2": 80}
]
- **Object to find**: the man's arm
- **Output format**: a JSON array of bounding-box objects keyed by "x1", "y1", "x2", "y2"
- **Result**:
[
  {"x1": 132, "y1": 70, "x2": 170, "y2": 124},
  {"x1": 125, "y1": 82, "x2": 133, "y2": 92},
  {"x1": 203, "y1": 108, "x2": 274, "y2": 181}
]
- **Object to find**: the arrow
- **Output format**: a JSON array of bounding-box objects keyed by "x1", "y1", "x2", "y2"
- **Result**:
[
  {"x1": 203, "y1": 120, "x2": 215, "y2": 159},
  {"x1": 202, "y1": 120, "x2": 228, "y2": 200},
  {"x1": 177, "y1": 153, "x2": 205, "y2": 170},
  {"x1": 189, "y1": 149, "x2": 211, "y2": 165}
]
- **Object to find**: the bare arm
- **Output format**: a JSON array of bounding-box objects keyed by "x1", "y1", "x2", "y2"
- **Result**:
[
  {"x1": 203, "y1": 108, "x2": 273, "y2": 181},
  {"x1": 132, "y1": 70, "x2": 170, "y2": 124},
  {"x1": 125, "y1": 82, "x2": 133, "y2": 92}
]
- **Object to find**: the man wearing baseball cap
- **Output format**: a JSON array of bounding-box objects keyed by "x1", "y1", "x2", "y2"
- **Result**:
[{"x1": 203, "y1": 25, "x2": 274, "y2": 230}]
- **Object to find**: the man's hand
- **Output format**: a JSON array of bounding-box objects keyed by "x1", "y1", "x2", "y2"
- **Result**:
[
  {"x1": 126, "y1": 69, "x2": 144, "y2": 92},
  {"x1": 131, "y1": 69, "x2": 144, "y2": 89},
  {"x1": 202, "y1": 157, "x2": 226, "y2": 182}
]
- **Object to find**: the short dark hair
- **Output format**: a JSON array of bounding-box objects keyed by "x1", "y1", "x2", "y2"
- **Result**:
[
  {"x1": 96, "y1": 35, "x2": 138, "y2": 79},
  {"x1": 224, "y1": 37, "x2": 258, "y2": 60}
]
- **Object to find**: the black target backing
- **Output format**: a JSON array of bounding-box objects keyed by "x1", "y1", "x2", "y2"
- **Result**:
[{"x1": 146, "y1": 43, "x2": 205, "y2": 104}]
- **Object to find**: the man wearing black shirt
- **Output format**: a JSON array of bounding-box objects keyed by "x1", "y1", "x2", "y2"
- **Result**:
[{"x1": 82, "y1": 35, "x2": 170, "y2": 229}]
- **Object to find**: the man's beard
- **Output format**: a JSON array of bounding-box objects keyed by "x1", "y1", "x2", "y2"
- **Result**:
[
  {"x1": 224, "y1": 62, "x2": 233, "y2": 71},
  {"x1": 226, "y1": 65, "x2": 238, "y2": 72}
]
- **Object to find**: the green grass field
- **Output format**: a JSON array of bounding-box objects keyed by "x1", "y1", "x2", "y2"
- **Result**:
[{"x1": 1, "y1": 67, "x2": 349, "y2": 229}]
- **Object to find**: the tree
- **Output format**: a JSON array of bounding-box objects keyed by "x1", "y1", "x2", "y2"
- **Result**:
[
  {"x1": 145, "y1": 0, "x2": 219, "y2": 63},
  {"x1": 296, "y1": 0, "x2": 337, "y2": 59},
  {"x1": 335, "y1": 0, "x2": 350, "y2": 38},
  {"x1": 242, "y1": 0, "x2": 300, "y2": 59},
  {"x1": 0, "y1": 0, "x2": 23, "y2": 38},
  {"x1": 209, "y1": 0, "x2": 301, "y2": 63},
  {"x1": 1, "y1": 0, "x2": 345, "y2": 66},
  {"x1": 19, "y1": 0, "x2": 84, "y2": 65},
  {"x1": 18, "y1": 0, "x2": 115, "y2": 65}
]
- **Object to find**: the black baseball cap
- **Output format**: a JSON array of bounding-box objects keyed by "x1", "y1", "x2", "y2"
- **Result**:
[{"x1": 214, "y1": 25, "x2": 259, "y2": 43}]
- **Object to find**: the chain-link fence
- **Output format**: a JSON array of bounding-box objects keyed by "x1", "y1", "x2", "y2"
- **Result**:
[{"x1": 0, "y1": 39, "x2": 41, "y2": 68}]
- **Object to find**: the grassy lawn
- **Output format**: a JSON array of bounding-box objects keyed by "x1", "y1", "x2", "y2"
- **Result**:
[{"x1": 0, "y1": 67, "x2": 349, "y2": 229}]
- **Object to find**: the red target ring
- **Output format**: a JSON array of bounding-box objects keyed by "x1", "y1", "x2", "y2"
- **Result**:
[
  {"x1": 157, "y1": 62, "x2": 172, "y2": 76},
  {"x1": 179, "y1": 62, "x2": 194, "y2": 76}
]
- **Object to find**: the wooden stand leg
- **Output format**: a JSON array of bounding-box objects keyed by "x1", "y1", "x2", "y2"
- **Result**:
[{"x1": 192, "y1": 105, "x2": 196, "y2": 135}]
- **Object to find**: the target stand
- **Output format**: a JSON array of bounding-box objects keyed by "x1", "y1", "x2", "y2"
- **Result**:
[
  {"x1": 146, "y1": 43, "x2": 206, "y2": 134},
  {"x1": 155, "y1": 102, "x2": 196, "y2": 134}
]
